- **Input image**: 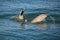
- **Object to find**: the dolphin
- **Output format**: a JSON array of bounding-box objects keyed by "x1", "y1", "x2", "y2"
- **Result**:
[
  {"x1": 18, "y1": 9, "x2": 48, "y2": 24},
  {"x1": 10, "y1": 9, "x2": 48, "y2": 27}
]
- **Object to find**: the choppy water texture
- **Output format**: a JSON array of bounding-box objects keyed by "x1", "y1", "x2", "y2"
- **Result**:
[{"x1": 0, "y1": 0, "x2": 60, "y2": 40}]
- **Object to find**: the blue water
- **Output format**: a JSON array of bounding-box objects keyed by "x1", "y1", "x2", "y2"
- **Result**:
[{"x1": 0, "y1": 0, "x2": 60, "y2": 40}]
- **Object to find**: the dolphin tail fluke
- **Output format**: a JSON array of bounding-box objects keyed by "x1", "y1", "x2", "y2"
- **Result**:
[{"x1": 18, "y1": 9, "x2": 24, "y2": 20}]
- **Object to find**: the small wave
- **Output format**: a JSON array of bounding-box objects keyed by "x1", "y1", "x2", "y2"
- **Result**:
[{"x1": 0, "y1": 14, "x2": 17, "y2": 19}]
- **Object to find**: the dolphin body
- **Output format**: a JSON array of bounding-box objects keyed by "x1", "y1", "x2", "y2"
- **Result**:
[
  {"x1": 10, "y1": 9, "x2": 48, "y2": 27},
  {"x1": 18, "y1": 9, "x2": 48, "y2": 24}
]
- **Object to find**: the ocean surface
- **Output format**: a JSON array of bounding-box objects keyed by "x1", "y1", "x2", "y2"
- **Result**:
[{"x1": 0, "y1": 0, "x2": 60, "y2": 40}]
